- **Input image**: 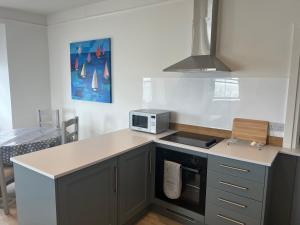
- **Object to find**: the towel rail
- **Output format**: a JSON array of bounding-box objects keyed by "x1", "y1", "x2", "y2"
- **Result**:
[{"x1": 181, "y1": 166, "x2": 199, "y2": 174}]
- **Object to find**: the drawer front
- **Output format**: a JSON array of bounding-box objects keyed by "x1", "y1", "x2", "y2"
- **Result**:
[
  {"x1": 206, "y1": 188, "x2": 262, "y2": 219},
  {"x1": 208, "y1": 155, "x2": 266, "y2": 183},
  {"x1": 206, "y1": 204, "x2": 260, "y2": 225},
  {"x1": 207, "y1": 171, "x2": 264, "y2": 201}
]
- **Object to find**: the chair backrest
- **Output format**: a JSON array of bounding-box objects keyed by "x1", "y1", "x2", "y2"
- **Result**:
[
  {"x1": 38, "y1": 109, "x2": 60, "y2": 128},
  {"x1": 62, "y1": 117, "x2": 79, "y2": 144}
]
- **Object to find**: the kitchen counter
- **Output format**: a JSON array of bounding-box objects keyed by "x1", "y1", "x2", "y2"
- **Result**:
[
  {"x1": 11, "y1": 129, "x2": 176, "y2": 179},
  {"x1": 156, "y1": 137, "x2": 280, "y2": 167},
  {"x1": 11, "y1": 129, "x2": 281, "y2": 179},
  {"x1": 280, "y1": 147, "x2": 300, "y2": 157}
]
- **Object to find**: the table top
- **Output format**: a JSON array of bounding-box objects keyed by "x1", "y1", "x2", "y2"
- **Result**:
[{"x1": 0, "y1": 127, "x2": 63, "y2": 147}]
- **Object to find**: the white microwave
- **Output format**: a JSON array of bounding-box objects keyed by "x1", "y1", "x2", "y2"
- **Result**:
[{"x1": 129, "y1": 109, "x2": 170, "y2": 134}]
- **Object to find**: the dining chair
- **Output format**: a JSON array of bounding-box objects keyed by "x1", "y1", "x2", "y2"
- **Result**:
[
  {"x1": 38, "y1": 109, "x2": 60, "y2": 128},
  {"x1": 0, "y1": 156, "x2": 14, "y2": 215},
  {"x1": 0, "y1": 141, "x2": 51, "y2": 214},
  {"x1": 62, "y1": 117, "x2": 79, "y2": 144}
]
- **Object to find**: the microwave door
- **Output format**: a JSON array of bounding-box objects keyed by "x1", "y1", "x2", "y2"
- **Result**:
[{"x1": 132, "y1": 114, "x2": 149, "y2": 132}]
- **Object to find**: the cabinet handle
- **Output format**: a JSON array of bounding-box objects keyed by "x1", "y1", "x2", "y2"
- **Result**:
[
  {"x1": 219, "y1": 181, "x2": 248, "y2": 191},
  {"x1": 217, "y1": 214, "x2": 245, "y2": 225},
  {"x1": 114, "y1": 166, "x2": 118, "y2": 193},
  {"x1": 149, "y1": 151, "x2": 152, "y2": 175},
  {"x1": 217, "y1": 197, "x2": 247, "y2": 208},
  {"x1": 219, "y1": 164, "x2": 250, "y2": 173}
]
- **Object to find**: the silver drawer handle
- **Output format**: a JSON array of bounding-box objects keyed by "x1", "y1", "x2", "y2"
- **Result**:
[
  {"x1": 220, "y1": 164, "x2": 250, "y2": 173},
  {"x1": 217, "y1": 197, "x2": 247, "y2": 208},
  {"x1": 219, "y1": 181, "x2": 248, "y2": 191},
  {"x1": 217, "y1": 214, "x2": 245, "y2": 225}
]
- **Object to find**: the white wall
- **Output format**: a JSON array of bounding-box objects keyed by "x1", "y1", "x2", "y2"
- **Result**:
[
  {"x1": 218, "y1": 0, "x2": 299, "y2": 77},
  {"x1": 47, "y1": 0, "x2": 298, "y2": 139},
  {"x1": 0, "y1": 10, "x2": 51, "y2": 128},
  {"x1": 0, "y1": 24, "x2": 12, "y2": 131},
  {"x1": 143, "y1": 77, "x2": 288, "y2": 136},
  {"x1": 48, "y1": 0, "x2": 191, "y2": 139}
]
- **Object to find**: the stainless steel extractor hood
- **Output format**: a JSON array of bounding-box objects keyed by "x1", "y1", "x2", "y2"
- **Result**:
[{"x1": 164, "y1": 0, "x2": 231, "y2": 72}]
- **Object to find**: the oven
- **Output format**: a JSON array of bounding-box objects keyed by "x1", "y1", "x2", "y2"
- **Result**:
[{"x1": 155, "y1": 145, "x2": 207, "y2": 215}]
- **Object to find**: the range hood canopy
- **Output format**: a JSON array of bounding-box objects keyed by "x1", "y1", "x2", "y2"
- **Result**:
[{"x1": 164, "y1": 0, "x2": 231, "y2": 72}]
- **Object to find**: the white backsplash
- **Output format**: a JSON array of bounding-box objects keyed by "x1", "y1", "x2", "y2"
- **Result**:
[{"x1": 142, "y1": 77, "x2": 288, "y2": 137}]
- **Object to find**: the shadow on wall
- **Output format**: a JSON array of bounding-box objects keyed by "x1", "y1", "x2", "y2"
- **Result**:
[{"x1": 77, "y1": 112, "x2": 118, "y2": 139}]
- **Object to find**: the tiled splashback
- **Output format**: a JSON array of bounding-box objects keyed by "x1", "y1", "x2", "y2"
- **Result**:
[{"x1": 142, "y1": 77, "x2": 288, "y2": 137}]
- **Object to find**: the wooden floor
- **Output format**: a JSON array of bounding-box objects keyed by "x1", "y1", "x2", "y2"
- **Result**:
[
  {"x1": 0, "y1": 207, "x2": 17, "y2": 225},
  {"x1": 136, "y1": 212, "x2": 182, "y2": 225},
  {"x1": 0, "y1": 209, "x2": 180, "y2": 225},
  {"x1": 0, "y1": 183, "x2": 17, "y2": 225}
]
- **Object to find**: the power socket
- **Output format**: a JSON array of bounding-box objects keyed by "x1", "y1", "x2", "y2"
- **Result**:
[
  {"x1": 269, "y1": 122, "x2": 284, "y2": 132},
  {"x1": 269, "y1": 122, "x2": 284, "y2": 137}
]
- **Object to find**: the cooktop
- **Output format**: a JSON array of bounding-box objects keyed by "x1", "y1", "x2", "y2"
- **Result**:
[{"x1": 161, "y1": 132, "x2": 223, "y2": 149}]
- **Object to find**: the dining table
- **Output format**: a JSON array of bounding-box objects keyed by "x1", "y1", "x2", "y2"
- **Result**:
[{"x1": 0, "y1": 127, "x2": 63, "y2": 166}]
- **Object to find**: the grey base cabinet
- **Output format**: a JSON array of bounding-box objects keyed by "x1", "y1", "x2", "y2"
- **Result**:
[
  {"x1": 14, "y1": 142, "x2": 277, "y2": 225},
  {"x1": 118, "y1": 145, "x2": 151, "y2": 225},
  {"x1": 14, "y1": 164, "x2": 57, "y2": 225},
  {"x1": 14, "y1": 144, "x2": 153, "y2": 225},
  {"x1": 56, "y1": 159, "x2": 117, "y2": 225},
  {"x1": 205, "y1": 155, "x2": 272, "y2": 225}
]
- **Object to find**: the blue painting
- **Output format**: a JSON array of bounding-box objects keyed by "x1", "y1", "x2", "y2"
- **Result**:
[{"x1": 70, "y1": 38, "x2": 112, "y2": 103}]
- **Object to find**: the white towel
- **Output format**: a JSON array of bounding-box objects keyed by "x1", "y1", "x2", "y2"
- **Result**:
[{"x1": 163, "y1": 160, "x2": 182, "y2": 199}]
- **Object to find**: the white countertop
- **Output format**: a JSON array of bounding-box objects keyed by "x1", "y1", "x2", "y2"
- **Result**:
[
  {"x1": 156, "y1": 138, "x2": 280, "y2": 167},
  {"x1": 280, "y1": 147, "x2": 300, "y2": 157},
  {"x1": 11, "y1": 129, "x2": 281, "y2": 179}
]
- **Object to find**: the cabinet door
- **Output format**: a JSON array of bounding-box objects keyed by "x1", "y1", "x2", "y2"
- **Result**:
[
  {"x1": 57, "y1": 159, "x2": 117, "y2": 225},
  {"x1": 118, "y1": 145, "x2": 151, "y2": 224}
]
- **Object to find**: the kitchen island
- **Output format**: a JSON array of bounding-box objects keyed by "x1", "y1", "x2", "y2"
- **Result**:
[{"x1": 12, "y1": 129, "x2": 281, "y2": 225}]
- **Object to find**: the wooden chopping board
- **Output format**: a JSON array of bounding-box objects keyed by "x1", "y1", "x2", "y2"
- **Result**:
[{"x1": 232, "y1": 118, "x2": 269, "y2": 145}]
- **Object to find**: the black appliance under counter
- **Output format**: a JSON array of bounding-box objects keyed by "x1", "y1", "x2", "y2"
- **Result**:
[
  {"x1": 160, "y1": 132, "x2": 223, "y2": 149},
  {"x1": 155, "y1": 146, "x2": 208, "y2": 216},
  {"x1": 154, "y1": 135, "x2": 275, "y2": 225}
]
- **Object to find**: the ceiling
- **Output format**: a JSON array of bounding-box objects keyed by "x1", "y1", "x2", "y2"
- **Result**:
[{"x1": 0, "y1": 0, "x2": 108, "y2": 15}]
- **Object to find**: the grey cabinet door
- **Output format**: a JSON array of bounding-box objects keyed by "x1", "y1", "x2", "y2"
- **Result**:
[
  {"x1": 118, "y1": 145, "x2": 151, "y2": 225},
  {"x1": 56, "y1": 158, "x2": 117, "y2": 225}
]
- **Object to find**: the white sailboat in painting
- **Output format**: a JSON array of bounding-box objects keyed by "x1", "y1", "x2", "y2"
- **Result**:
[
  {"x1": 92, "y1": 69, "x2": 98, "y2": 91},
  {"x1": 80, "y1": 63, "x2": 87, "y2": 78},
  {"x1": 78, "y1": 46, "x2": 82, "y2": 55},
  {"x1": 103, "y1": 62, "x2": 110, "y2": 80}
]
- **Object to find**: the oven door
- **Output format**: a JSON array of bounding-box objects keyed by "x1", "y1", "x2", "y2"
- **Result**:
[
  {"x1": 130, "y1": 112, "x2": 151, "y2": 132},
  {"x1": 155, "y1": 146, "x2": 207, "y2": 215}
]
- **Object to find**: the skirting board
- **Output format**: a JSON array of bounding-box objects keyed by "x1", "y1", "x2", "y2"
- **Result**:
[{"x1": 169, "y1": 123, "x2": 283, "y2": 147}]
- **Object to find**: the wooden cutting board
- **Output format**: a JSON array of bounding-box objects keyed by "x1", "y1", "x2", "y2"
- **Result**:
[{"x1": 232, "y1": 118, "x2": 269, "y2": 145}]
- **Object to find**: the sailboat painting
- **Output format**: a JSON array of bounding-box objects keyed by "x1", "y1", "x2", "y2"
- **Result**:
[{"x1": 70, "y1": 38, "x2": 112, "y2": 103}]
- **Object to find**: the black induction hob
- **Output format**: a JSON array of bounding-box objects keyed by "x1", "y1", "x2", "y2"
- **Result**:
[{"x1": 161, "y1": 132, "x2": 223, "y2": 149}]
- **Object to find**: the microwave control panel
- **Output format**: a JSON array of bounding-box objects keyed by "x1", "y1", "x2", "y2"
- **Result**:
[{"x1": 150, "y1": 115, "x2": 156, "y2": 133}]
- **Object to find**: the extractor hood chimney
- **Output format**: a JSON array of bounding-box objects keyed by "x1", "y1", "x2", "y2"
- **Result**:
[{"x1": 163, "y1": 0, "x2": 231, "y2": 72}]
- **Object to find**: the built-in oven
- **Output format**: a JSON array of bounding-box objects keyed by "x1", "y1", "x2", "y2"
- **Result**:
[{"x1": 155, "y1": 145, "x2": 207, "y2": 215}]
